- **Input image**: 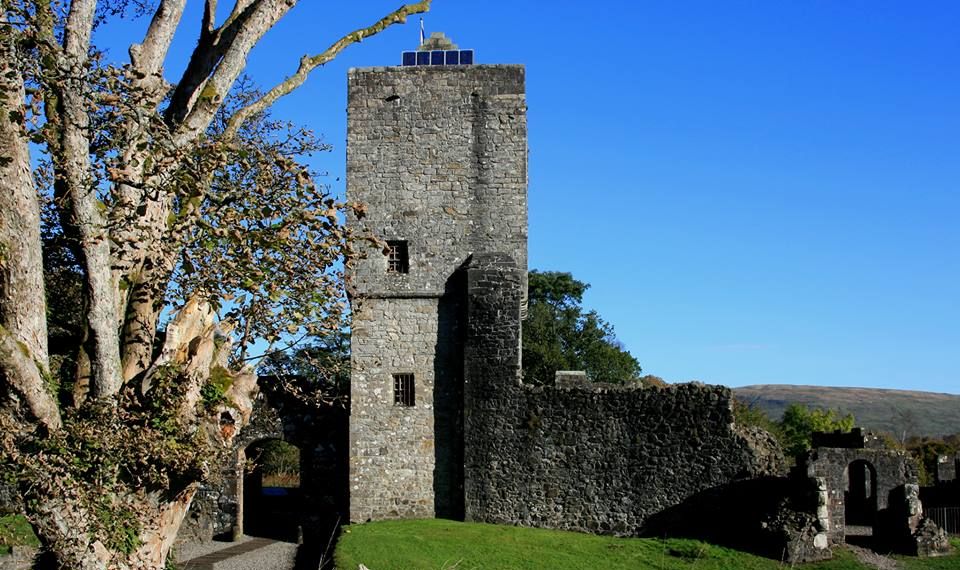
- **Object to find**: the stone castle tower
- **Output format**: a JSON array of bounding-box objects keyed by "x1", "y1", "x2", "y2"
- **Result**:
[{"x1": 346, "y1": 36, "x2": 527, "y2": 522}]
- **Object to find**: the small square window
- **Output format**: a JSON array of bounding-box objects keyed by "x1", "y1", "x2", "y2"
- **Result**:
[
  {"x1": 386, "y1": 240, "x2": 409, "y2": 274},
  {"x1": 393, "y1": 374, "x2": 415, "y2": 407}
]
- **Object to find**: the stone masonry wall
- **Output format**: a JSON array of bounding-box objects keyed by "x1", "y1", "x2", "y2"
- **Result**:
[
  {"x1": 347, "y1": 63, "x2": 527, "y2": 522},
  {"x1": 346, "y1": 60, "x2": 779, "y2": 536},
  {"x1": 346, "y1": 64, "x2": 527, "y2": 299},
  {"x1": 349, "y1": 297, "x2": 446, "y2": 521},
  {"x1": 936, "y1": 454, "x2": 958, "y2": 484},
  {"x1": 463, "y1": 254, "x2": 777, "y2": 535}
]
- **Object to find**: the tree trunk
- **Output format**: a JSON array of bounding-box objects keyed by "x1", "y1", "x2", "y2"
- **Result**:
[
  {"x1": 30, "y1": 485, "x2": 197, "y2": 570},
  {"x1": 55, "y1": 0, "x2": 124, "y2": 400},
  {"x1": 130, "y1": 486, "x2": 198, "y2": 569},
  {"x1": 0, "y1": 32, "x2": 61, "y2": 430},
  {"x1": 24, "y1": 300, "x2": 254, "y2": 569}
]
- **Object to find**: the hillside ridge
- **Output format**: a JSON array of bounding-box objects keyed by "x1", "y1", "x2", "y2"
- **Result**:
[
  {"x1": 738, "y1": 384, "x2": 960, "y2": 398},
  {"x1": 732, "y1": 384, "x2": 960, "y2": 438}
]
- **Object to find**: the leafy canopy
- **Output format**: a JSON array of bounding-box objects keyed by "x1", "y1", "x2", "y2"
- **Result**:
[
  {"x1": 733, "y1": 401, "x2": 856, "y2": 458},
  {"x1": 778, "y1": 404, "x2": 855, "y2": 457},
  {"x1": 522, "y1": 270, "x2": 641, "y2": 385}
]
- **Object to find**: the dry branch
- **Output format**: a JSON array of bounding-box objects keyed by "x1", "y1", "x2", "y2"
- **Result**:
[{"x1": 225, "y1": 0, "x2": 432, "y2": 137}]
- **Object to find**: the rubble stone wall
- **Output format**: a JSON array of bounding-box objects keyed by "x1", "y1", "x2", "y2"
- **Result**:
[
  {"x1": 463, "y1": 254, "x2": 779, "y2": 534},
  {"x1": 349, "y1": 297, "x2": 445, "y2": 521}
]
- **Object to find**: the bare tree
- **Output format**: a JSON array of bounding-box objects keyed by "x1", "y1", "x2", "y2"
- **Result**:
[{"x1": 0, "y1": 1, "x2": 430, "y2": 567}]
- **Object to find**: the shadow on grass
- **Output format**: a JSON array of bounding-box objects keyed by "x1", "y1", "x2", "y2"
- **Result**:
[{"x1": 640, "y1": 476, "x2": 794, "y2": 559}]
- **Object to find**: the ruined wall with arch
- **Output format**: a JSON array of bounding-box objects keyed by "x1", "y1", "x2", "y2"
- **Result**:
[
  {"x1": 798, "y1": 431, "x2": 919, "y2": 547},
  {"x1": 181, "y1": 382, "x2": 348, "y2": 543}
]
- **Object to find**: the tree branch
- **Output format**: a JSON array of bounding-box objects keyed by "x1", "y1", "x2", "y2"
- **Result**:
[
  {"x1": 62, "y1": 0, "x2": 96, "y2": 58},
  {"x1": 164, "y1": 0, "x2": 283, "y2": 131},
  {"x1": 56, "y1": 0, "x2": 125, "y2": 399},
  {"x1": 0, "y1": 39, "x2": 60, "y2": 431},
  {"x1": 223, "y1": 0, "x2": 256, "y2": 29},
  {"x1": 0, "y1": 37, "x2": 49, "y2": 370},
  {"x1": 203, "y1": 0, "x2": 217, "y2": 35},
  {"x1": 129, "y1": 0, "x2": 188, "y2": 84},
  {"x1": 225, "y1": 0, "x2": 431, "y2": 138},
  {"x1": 120, "y1": 248, "x2": 181, "y2": 383}
]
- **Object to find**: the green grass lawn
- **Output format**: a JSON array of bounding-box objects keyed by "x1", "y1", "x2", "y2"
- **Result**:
[
  {"x1": 335, "y1": 519, "x2": 953, "y2": 570},
  {"x1": 900, "y1": 539, "x2": 960, "y2": 570}
]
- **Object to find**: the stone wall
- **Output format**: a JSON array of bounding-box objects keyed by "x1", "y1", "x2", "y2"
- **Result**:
[
  {"x1": 462, "y1": 254, "x2": 781, "y2": 535},
  {"x1": 344, "y1": 56, "x2": 786, "y2": 544},
  {"x1": 347, "y1": 63, "x2": 527, "y2": 522},
  {"x1": 349, "y1": 297, "x2": 454, "y2": 521},
  {"x1": 935, "y1": 454, "x2": 958, "y2": 484}
]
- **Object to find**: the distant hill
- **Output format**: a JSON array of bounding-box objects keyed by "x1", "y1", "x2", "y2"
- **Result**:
[{"x1": 733, "y1": 384, "x2": 960, "y2": 438}]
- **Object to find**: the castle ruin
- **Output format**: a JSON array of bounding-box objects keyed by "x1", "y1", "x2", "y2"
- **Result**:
[{"x1": 345, "y1": 35, "x2": 782, "y2": 532}]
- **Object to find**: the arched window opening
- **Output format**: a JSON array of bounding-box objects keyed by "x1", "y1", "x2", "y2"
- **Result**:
[{"x1": 844, "y1": 459, "x2": 878, "y2": 538}]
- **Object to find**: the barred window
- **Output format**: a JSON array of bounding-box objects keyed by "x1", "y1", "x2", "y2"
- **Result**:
[
  {"x1": 386, "y1": 240, "x2": 409, "y2": 274},
  {"x1": 393, "y1": 373, "x2": 415, "y2": 407}
]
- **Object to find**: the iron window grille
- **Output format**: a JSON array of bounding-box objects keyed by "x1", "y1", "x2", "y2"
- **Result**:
[
  {"x1": 393, "y1": 373, "x2": 415, "y2": 407},
  {"x1": 386, "y1": 240, "x2": 409, "y2": 274}
]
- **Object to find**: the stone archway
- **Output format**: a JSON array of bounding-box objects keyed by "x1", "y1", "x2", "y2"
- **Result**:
[
  {"x1": 237, "y1": 438, "x2": 303, "y2": 542},
  {"x1": 845, "y1": 459, "x2": 878, "y2": 536}
]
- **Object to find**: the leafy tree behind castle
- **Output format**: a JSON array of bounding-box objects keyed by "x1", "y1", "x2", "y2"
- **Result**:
[{"x1": 522, "y1": 271, "x2": 642, "y2": 385}]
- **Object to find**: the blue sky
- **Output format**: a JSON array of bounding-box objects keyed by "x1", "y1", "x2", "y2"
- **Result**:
[{"x1": 101, "y1": 1, "x2": 959, "y2": 394}]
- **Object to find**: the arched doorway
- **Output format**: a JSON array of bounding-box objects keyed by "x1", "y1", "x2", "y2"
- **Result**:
[
  {"x1": 844, "y1": 459, "x2": 878, "y2": 540},
  {"x1": 240, "y1": 438, "x2": 303, "y2": 541}
]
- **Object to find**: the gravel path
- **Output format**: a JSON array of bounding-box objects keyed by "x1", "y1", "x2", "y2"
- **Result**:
[
  {"x1": 173, "y1": 536, "x2": 299, "y2": 570},
  {"x1": 845, "y1": 544, "x2": 901, "y2": 570}
]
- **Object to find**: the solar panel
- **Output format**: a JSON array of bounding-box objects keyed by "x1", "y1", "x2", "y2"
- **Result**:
[{"x1": 399, "y1": 48, "x2": 475, "y2": 66}]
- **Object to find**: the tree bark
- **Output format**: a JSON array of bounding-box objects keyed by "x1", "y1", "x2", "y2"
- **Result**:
[
  {"x1": 128, "y1": 485, "x2": 198, "y2": 569},
  {"x1": 29, "y1": 484, "x2": 199, "y2": 569}
]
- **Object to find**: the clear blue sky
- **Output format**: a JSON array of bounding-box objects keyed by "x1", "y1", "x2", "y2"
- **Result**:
[{"x1": 101, "y1": 1, "x2": 960, "y2": 394}]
